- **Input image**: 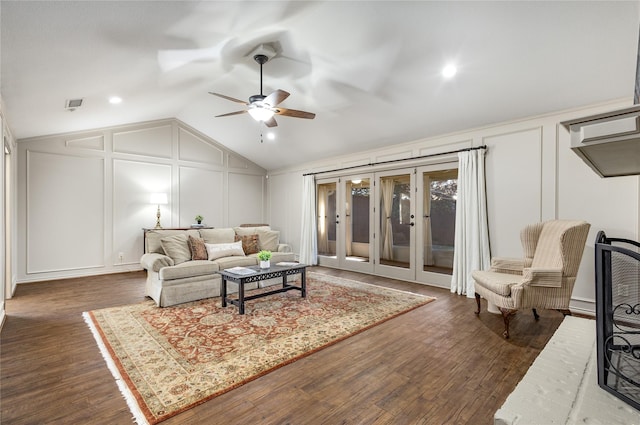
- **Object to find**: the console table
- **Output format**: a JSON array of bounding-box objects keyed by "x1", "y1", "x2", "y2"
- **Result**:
[{"x1": 219, "y1": 264, "x2": 306, "y2": 314}]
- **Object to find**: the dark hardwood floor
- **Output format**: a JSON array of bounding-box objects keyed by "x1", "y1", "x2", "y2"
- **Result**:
[{"x1": 1, "y1": 267, "x2": 568, "y2": 424}]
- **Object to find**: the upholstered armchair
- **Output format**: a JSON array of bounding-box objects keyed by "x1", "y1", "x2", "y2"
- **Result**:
[{"x1": 472, "y1": 220, "x2": 590, "y2": 338}]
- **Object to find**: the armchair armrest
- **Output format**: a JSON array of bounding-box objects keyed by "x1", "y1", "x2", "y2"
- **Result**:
[
  {"x1": 522, "y1": 267, "x2": 563, "y2": 287},
  {"x1": 490, "y1": 257, "x2": 526, "y2": 275},
  {"x1": 140, "y1": 253, "x2": 174, "y2": 272},
  {"x1": 277, "y1": 243, "x2": 292, "y2": 253}
]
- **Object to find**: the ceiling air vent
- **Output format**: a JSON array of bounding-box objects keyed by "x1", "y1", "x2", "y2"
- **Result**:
[{"x1": 65, "y1": 98, "x2": 84, "y2": 111}]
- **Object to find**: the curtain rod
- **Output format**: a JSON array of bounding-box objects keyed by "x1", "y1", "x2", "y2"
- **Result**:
[{"x1": 303, "y1": 145, "x2": 487, "y2": 177}]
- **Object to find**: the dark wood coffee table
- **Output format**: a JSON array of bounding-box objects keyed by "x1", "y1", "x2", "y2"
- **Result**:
[{"x1": 219, "y1": 263, "x2": 307, "y2": 314}]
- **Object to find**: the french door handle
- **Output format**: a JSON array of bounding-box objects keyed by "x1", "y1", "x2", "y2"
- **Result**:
[
  {"x1": 409, "y1": 222, "x2": 415, "y2": 227},
  {"x1": 335, "y1": 221, "x2": 340, "y2": 224}
]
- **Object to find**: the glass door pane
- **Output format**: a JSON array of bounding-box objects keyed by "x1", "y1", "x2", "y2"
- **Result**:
[
  {"x1": 424, "y1": 169, "x2": 457, "y2": 274},
  {"x1": 416, "y1": 165, "x2": 458, "y2": 287},
  {"x1": 375, "y1": 170, "x2": 415, "y2": 281},
  {"x1": 317, "y1": 181, "x2": 337, "y2": 259},
  {"x1": 344, "y1": 176, "x2": 372, "y2": 270}
]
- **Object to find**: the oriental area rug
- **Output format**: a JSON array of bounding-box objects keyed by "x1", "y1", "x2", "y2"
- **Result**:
[{"x1": 83, "y1": 272, "x2": 435, "y2": 425}]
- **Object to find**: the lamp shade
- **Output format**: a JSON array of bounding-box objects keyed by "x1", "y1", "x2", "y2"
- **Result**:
[
  {"x1": 247, "y1": 106, "x2": 275, "y2": 122},
  {"x1": 150, "y1": 193, "x2": 168, "y2": 205}
]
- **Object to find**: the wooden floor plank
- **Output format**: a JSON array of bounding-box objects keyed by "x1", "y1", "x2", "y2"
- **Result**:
[{"x1": 1, "y1": 267, "x2": 568, "y2": 424}]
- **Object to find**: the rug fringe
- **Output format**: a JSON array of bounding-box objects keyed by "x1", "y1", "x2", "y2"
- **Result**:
[{"x1": 83, "y1": 311, "x2": 149, "y2": 425}]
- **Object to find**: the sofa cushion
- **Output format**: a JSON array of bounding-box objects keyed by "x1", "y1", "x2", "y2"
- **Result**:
[
  {"x1": 145, "y1": 229, "x2": 199, "y2": 254},
  {"x1": 199, "y1": 228, "x2": 235, "y2": 244},
  {"x1": 234, "y1": 234, "x2": 260, "y2": 255},
  {"x1": 234, "y1": 226, "x2": 270, "y2": 236},
  {"x1": 160, "y1": 234, "x2": 191, "y2": 264},
  {"x1": 213, "y1": 256, "x2": 258, "y2": 269},
  {"x1": 257, "y1": 229, "x2": 280, "y2": 251},
  {"x1": 248, "y1": 251, "x2": 295, "y2": 263},
  {"x1": 472, "y1": 270, "x2": 523, "y2": 296},
  {"x1": 188, "y1": 235, "x2": 208, "y2": 260},
  {"x1": 158, "y1": 260, "x2": 220, "y2": 280},
  {"x1": 205, "y1": 241, "x2": 245, "y2": 260},
  {"x1": 234, "y1": 226, "x2": 280, "y2": 251}
]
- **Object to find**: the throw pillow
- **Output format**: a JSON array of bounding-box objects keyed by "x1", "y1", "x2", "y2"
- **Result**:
[
  {"x1": 188, "y1": 235, "x2": 208, "y2": 260},
  {"x1": 257, "y1": 229, "x2": 280, "y2": 252},
  {"x1": 199, "y1": 228, "x2": 235, "y2": 244},
  {"x1": 233, "y1": 226, "x2": 270, "y2": 237},
  {"x1": 160, "y1": 234, "x2": 191, "y2": 265},
  {"x1": 234, "y1": 234, "x2": 260, "y2": 255},
  {"x1": 205, "y1": 240, "x2": 245, "y2": 260}
]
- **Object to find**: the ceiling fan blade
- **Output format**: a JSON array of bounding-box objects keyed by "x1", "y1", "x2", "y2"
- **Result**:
[
  {"x1": 264, "y1": 116, "x2": 278, "y2": 128},
  {"x1": 275, "y1": 107, "x2": 316, "y2": 119},
  {"x1": 264, "y1": 89, "x2": 290, "y2": 107},
  {"x1": 215, "y1": 110, "x2": 247, "y2": 118},
  {"x1": 209, "y1": 92, "x2": 248, "y2": 105}
]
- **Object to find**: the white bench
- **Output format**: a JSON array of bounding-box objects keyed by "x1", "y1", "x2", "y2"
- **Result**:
[{"x1": 495, "y1": 316, "x2": 640, "y2": 425}]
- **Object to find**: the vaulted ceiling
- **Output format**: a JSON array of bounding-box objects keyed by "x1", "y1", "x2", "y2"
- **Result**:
[{"x1": 1, "y1": 1, "x2": 639, "y2": 170}]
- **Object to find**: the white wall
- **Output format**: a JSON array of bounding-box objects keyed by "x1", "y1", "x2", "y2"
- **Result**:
[
  {"x1": 17, "y1": 118, "x2": 267, "y2": 283},
  {"x1": 0, "y1": 97, "x2": 18, "y2": 330},
  {"x1": 267, "y1": 98, "x2": 639, "y2": 315}
]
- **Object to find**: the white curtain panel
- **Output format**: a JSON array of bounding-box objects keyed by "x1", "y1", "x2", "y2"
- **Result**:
[
  {"x1": 451, "y1": 149, "x2": 491, "y2": 297},
  {"x1": 299, "y1": 175, "x2": 318, "y2": 265},
  {"x1": 381, "y1": 177, "x2": 395, "y2": 261},
  {"x1": 316, "y1": 184, "x2": 329, "y2": 254}
]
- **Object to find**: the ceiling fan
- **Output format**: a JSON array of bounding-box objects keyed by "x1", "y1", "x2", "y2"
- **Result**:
[{"x1": 209, "y1": 53, "x2": 315, "y2": 128}]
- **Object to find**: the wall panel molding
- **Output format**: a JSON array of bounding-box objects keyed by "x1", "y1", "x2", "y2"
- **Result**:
[
  {"x1": 178, "y1": 127, "x2": 224, "y2": 165},
  {"x1": 26, "y1": 150, "x2": 105, "y2": 274},
  {"x1": 65, "y1": 134, "x2": 105, "y2": 151},
  {"x1": 113, "y1": 124, "x2": 173, "y2": 158},
  {"x1": 17, "y1": 118, "x2": 267, "y2": 283}
]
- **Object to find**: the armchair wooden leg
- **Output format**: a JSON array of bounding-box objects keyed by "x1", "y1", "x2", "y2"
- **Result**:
[
  {"x1": 498, "y1": 308, "x2": 517, "y2": 339},
  {"x1": 532, "y1": 308, "x2": 540, "y2": 321},
  {"x1": 475, "y1": 293, "x2": 481, "y2": 315}
]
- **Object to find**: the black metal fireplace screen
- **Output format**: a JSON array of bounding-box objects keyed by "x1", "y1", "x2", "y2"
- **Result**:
[{"x1": 595, "y1": 231, "x2": 640, "y2": 411}]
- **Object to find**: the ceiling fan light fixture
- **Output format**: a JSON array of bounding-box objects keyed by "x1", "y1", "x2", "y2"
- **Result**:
[{"x1": 248, "y1": 106, "x2": 275, "y2": 122}]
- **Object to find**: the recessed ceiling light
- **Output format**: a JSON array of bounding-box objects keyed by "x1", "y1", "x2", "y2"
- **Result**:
[
  {"x1": 266, "y1": 132, "x2": 276, "y2": 140},
  {"x1": 109, "y1": 96, "x2": 122, "y2": 104},
  {"x1": 442, "y1": 64, "x2": 457, "y2": 79}
]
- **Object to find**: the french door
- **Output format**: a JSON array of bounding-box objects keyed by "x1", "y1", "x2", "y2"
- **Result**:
[
  {"x1": 373, "y1": 169, "x2": 416, "y2": 281},
  {"x1": 316, "y1": 175, "x2": 374, "y2": 273},
  {"x1": 415, "y1": 165, "x2": 458, "y2": 286},
  {"x1": 316, "y1": 163, "x2": 457, "y2": 287}
]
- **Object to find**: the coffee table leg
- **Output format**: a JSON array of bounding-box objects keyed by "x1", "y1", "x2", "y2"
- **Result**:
[
  {"x1": 238, "y1": 280, "x2": 245, "y2": 315},
  {"x1": 301, "y1": 268, "x2": 306, "y2": 298},
  {"x1": 221, "y1": 276, "x2": 227, "y2": 307}
]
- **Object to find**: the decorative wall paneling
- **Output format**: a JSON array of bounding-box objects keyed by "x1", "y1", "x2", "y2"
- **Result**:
[
  {"x1": 26, "y1": 151, "x2": 105, "y2": 273},
  {"x1": 483, "y1": 127, "x2": 543, "y2": 257},
  {"x1": 17, "y1": 119, "x2": 266, "y2": 283}
]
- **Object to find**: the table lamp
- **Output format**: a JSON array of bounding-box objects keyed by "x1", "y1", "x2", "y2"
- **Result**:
[{"x1": 150, "y1": 193, "x2": 168, "y2": 229}]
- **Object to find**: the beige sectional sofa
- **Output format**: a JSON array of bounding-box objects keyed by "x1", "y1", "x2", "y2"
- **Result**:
[{"x1": 140, "y1": 226, "x2": 295, "y2": 307}]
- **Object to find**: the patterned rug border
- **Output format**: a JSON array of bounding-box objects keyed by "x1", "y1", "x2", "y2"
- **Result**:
[{"x1": 83, "y1": 271, "x2": 436, "y2": 425}]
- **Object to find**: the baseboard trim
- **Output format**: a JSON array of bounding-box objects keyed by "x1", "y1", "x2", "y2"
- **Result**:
[{"x1": 0, "y1": 306, "x2": 5, "y2": 332}]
